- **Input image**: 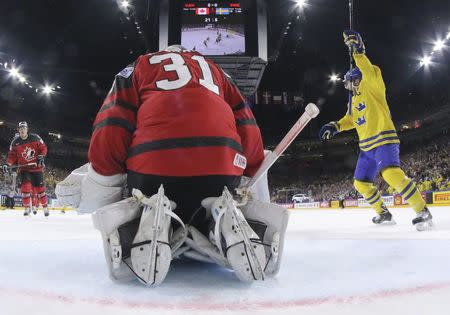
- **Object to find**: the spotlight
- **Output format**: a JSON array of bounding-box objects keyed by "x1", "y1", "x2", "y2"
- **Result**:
[
  {"x1": 329, "y1": 73, "x2": 340, "y2": 82},
  {"x1": 120, "y1": 0, "x2": 130, "y2": 9},
  {"x1": 9, "y1": 67, "x2": 20, "y2": 78},
  {"x1": 296, "y1": 0, "x2": 307, "y2": 8},
  {"x1": 433, "y1": 39, "x2": 445, "y2": 51},
  {"x1": 419, "y1": 56, "x2": 432, "y2": 67},
  {"x1": 18, "y1": 75, "x2": 26, "y2": 83},
  {"x1": 42, "y1": 85, "x2": 54, "y2": 95}
]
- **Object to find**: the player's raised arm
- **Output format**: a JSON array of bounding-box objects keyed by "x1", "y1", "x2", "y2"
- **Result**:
[
  {"x1": 343, "y1": 30, "x2": 379, "y2": 80},
  {"x1": 88, "y1": 59, "x2": 141, "y2": 176},
  {"x1": 222, "y1": 73, "x2": 264, "y2": 177}
]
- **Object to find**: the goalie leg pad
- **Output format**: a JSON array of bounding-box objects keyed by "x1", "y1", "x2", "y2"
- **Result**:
[
  {"x1": 92, "y1": 197, "x2": 142, "y2": 282},
  {"x1": 240, "y1": 199, "x2": 289, "y2": 275},
  {"x1": 203, "y1": 188, "x2": 266, "y2": 282},
  {"x1": 130, "y1": 186, "x2": 185, "y2": 286}
]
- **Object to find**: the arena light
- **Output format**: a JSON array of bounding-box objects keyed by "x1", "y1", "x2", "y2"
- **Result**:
[
  {"x1": 9, "y1": 67, "x2": 20, "y2": 78},
  {"x1": 18, "y1": 75, "x2": 26, "y2": 83},
  {"x1": 433, "y1": 39, "x2": 445, "y2": 51},
  {"x1": 120, "y1": 0, "x2": 130, "y2": 9},
  {"x1": 296, "y1": 0, "x2": 307, "y2": 8},
  {"x1": 49, "y1": 132, "x2": 62, "y2": 140},
  {"x1": 329, "y1": 73, "x2": 340, "y2": 82},
  {"x1": 419, "y1": 55, "x2": 432, "y2": 67},
  {"x1": 447, "y1": 31, "x2": 450, "y2": 40},
  {"x1": 42, "y1": 85, "x2": 54, "y2": 95}
]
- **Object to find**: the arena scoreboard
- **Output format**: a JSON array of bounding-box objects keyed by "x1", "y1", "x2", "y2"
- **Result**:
[{"x1": 181, "y1": 1, "x2": 246, "y2": 55}]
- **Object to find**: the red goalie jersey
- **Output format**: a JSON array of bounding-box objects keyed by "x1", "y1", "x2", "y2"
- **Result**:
[{"x1": 89, "y1": 50, "x2": 264, "y2": 178}]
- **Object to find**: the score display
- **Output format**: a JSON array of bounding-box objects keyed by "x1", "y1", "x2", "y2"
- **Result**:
[{"x1": 181, "y1": 1, "x2": 246, "y2": 55}]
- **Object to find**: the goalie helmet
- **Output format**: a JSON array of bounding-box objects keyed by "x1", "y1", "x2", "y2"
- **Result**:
[
  {"x1": 18, "y1": 121, "x2": 28, "y2": 129},
  {"x1": 165, "y1": 45, "x2": 189, "y2": 53}
]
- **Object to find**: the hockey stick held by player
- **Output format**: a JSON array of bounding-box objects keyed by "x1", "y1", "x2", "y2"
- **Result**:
[{"x1": 6, "y1": 122, "x2": 50, "y2": 216}]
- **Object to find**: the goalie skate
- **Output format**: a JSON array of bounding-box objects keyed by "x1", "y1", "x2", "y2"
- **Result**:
[
  {"x1": 209, "y1": 187, "x2": 266, "y2": 282},
  {"x1": 130, "y1": 186, "x2": 184, "y2": 286}
]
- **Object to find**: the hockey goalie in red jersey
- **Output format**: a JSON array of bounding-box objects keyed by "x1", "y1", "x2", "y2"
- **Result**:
[
  {"x1": 2, "y1": 122, "x2": 49, "y2": 216},
  {"x1": 56, "y1": 46, "x2": 289, "y2": 286}
]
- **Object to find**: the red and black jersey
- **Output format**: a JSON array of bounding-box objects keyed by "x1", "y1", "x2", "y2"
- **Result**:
[
  {"x1": 89, "y1": 50, "x2": 264, "y2": 178},
  {"x1": 7, "y1": 133, "x2": 48, "y2": 173}
]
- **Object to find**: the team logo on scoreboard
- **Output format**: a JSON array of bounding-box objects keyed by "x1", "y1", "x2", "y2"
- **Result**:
[{"x1": 196, "y1": 8, "x2": 210, "y2": 15}]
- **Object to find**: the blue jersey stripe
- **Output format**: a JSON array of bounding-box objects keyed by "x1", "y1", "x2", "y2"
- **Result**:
[
  {"x1": 359, "y1": 130, "x2": 397, "y2": 144},
  {"x1": 359, "y1": 136, "x2": 400, "y2": 150}
]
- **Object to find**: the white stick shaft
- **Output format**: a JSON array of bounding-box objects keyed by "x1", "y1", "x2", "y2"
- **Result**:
[{"x1": 247, "y1": 106, "x2": 317, "y2": 189}]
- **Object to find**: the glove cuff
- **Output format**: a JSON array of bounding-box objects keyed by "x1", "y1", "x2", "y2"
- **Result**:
[
  {"x1": 331, "y1": 121, "x2": 341, "y2": 132},
  {"x1": 87, "y1": 164, "x2": 126, "y2": 187}
]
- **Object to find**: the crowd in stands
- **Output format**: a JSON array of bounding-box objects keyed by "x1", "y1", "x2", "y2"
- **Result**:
[
  {"x1": 271, "y1": 135, "x2": 450, "y2": 203},
  {"x1": 1, "y1": 130, "x2": 449, "y2": 205}
]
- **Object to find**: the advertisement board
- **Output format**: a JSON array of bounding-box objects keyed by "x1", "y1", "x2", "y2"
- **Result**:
[
  {"x1": 358, "y1": 196, "x2": 394, "y2": 207},
  {"x1": 320, "y1": 201, "x2": 331, "y2": 208},
  {"x1": 344, "y1": 199, "x2": 358, "y2": 207},
  {"x1": 293, "y1": 202, "x2": 320, "y2": 209},
  {"x1": 432, "y1": 191, "x2": 450, "y2": 204}
]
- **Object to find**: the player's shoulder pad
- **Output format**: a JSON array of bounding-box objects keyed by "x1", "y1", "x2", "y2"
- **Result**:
[
  {"x1": 9, "y1": 134, "x2": 20, "y2": 148},
  {"x1": 29, "y1": 133, "x2": 44, "y2": 143},
  {"x1": 117, "y1": 59, "x2": 138, "y2": 79}
]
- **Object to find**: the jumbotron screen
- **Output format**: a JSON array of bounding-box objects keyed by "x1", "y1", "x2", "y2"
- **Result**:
[{"x1": 181, "y1": 1, "x2": 246, "y2": 55}]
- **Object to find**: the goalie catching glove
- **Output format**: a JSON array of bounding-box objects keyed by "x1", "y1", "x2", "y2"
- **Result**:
[{"x1": 55, "y1": 163, "x2": 126, "y2": 213}]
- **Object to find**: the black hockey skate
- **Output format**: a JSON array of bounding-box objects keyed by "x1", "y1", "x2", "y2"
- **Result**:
[
  {"x1": 412, "y1": 207, "x2": 433, "y2": 231},
  {"x1": 372, "y1": 206, "x2": 396, "y2": 225}
]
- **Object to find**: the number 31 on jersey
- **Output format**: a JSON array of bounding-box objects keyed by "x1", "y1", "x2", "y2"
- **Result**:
[{"x1": 149, "y1": 53, "x2": 220, "y2": 95}]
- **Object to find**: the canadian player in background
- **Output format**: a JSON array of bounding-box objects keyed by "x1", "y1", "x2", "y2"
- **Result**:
[
  {"x1": 56, "y1": 45, "x2": 288, "y2": 286},
  {"x1": 319, "y1": 31, "x2": 433, "y2": 231},
  {"x1": 2, "y1": 122, "x2": 49, "y2": 217}
]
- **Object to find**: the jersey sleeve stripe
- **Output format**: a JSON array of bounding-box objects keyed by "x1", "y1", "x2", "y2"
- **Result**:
[
  {"x1": 99, "y1": 99, "x2": 138, "y2": 113},
  {"x1": 232, "y1": 102, "x2": 247, "y2": 112},
  {"x1": 93, "y1": 118, "x2": 136, "y2": 133},
  {"x1": 128, "y1": 137, "x2": 243, "y2": 158},
  {"x1": 236, "y1": 119, "x2": 257, "y2": 126}
]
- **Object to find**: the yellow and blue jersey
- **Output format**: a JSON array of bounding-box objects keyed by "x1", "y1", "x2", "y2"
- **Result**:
[{"x1": 337, "y1": 53, "x2": 400, "y2": 152}]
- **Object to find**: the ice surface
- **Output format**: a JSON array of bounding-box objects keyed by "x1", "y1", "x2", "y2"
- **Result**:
[{"x1": 1, "y1": 207, "x2": 450, "y2": 315}]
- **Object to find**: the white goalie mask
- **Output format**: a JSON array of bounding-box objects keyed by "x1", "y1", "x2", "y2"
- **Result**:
[{"x1": 165, "y1": 45, "x2": 189, "y2": 53}]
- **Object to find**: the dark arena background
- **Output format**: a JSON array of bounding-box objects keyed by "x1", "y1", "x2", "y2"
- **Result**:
[{"x1": 1, "y1": 1, "x2": 450, "y2": 314}]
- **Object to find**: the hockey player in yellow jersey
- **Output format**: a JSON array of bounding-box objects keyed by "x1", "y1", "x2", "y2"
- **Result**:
[{"x1": 319, "y1": 30, "x2": 433, "y2": 231}]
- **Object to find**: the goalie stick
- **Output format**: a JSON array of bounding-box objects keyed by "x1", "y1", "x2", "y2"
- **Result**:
[{"x1": 245, "y1": 103, "x2": 320, "y2": 190}]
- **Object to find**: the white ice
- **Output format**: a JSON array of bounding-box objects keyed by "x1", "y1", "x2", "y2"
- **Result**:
[
  {"x1": 1, "y1": 207, "x2": 450, "y2": 315},
  {"x1": 181, "y1": 28, "x2": 245, "y2": 55}
]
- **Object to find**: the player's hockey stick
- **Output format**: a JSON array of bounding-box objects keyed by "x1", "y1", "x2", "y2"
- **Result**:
[
  {"x1": 245, "y1": 103, "x2": 320, "y2": 190},
  {"x1": 348, "y1": 0, "x2": 354, "y2": 69},
  {"x1": 7, "y1": 162, "x2": 38, "y2": 170}
]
